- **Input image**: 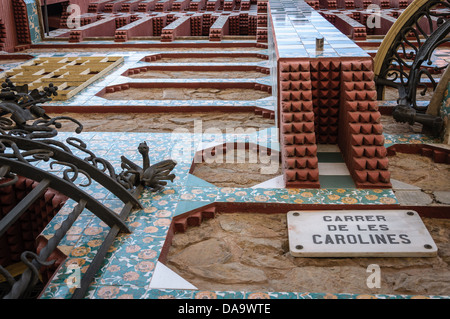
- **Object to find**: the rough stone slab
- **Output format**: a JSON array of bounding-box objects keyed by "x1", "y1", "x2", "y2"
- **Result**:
[
  {"x1": 395, "y1": 190, "x2": 433, "y2": 206},
  {"x1": 390, "y1": 179, "x2": 421, "y2": 191},
  {"x1": 433, "y1": 191, "x2": 450, "y2": 205},
  {"x1": 287, "y1": 210, "x2": 437, "y2": 257}
]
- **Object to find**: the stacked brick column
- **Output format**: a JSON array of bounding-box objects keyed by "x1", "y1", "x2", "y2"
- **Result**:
[
  {"x1": 161, "y1": 15, "x2": 192, "y2": 42},
  {"x1": 209, "y1": 15, "x2": 230, "y2": 41},
  {"x1": 104, "y1": 0, "x2": 128, "y2": 13},
  {"x1": 279, "y1": 61, "x2": 320, "y2": 188},
  {"x1": 278, "y1": 58, "x2": 391, "y2": 188},
  {"x1": 191, "y1": 14, "x2": 203, "y2": 36},
  {"x1": 241, "y1": 0, "x2": 251, "y2": 10},
  {"x1": 138, "y1": 0, "x2": 157, "y2": 11},
  {"x1": 189, "y1": 0, "x2": 207, "y2": 10},
  {"x1": 120, "y1": 0, "x2": 142, "y2": 12},
  {"x1": 240, "y1": 13, "x2": 249, "y2": 35},
  {"x1": 306, "y1": 1, "x2": 320, "y2": 9},
  {"x1": 152, "y1": 14, "x2": 168, "y2": 36},
  {"x1": 249, "y1": 15, "x2": 257, "y2": 35},
  {"x1": 257, "y1": 0, "x2": 268, "y2": 43},
  {"x1": 224, "y1": 0, "x2": 236, "y2": 11},
  {"x1": 338, "y1": 60, "x2": 391, "y2": 188},
  {"x1": 229, "y1": 14, "x2": 241, "y2": 35},
  {"x1": 311, "y1": 61, "x2": 341, "y2": 144},
  {"x1": 12, "y1": 0, "x2": 31, "y2": 46},
  {"x1": 345, "y1": 1, "x2": 355, "y2": 9},
  {"x1": 115, "y1": 16, "x2": 155, "y2": 42},
  {"x1": 206, "y1": 0, "x2": 221, "y2": 11},
  {"x1": 0, "y1": 19, "x2": 5, "y2": 51}
]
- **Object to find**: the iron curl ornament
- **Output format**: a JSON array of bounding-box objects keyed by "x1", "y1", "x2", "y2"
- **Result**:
[
  {"x1": 375, "y1": 0, "x2": 450, "y2": 137},
  {"x1": 0, "y1": 78, "x2": 177, "y2": 191},
  {"x1": 0, "y1": 79, "x2": 176, "y2": 299}
]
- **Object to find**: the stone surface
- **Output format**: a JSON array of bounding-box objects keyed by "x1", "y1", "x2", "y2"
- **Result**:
[
  {"x1": 188, "y1": 262, "x2": 268, "y2": 284},
  {"x1": 387, "y1": 153, "x2": 450, "y2": 192},
  {"x1": 192, "y1": 149, "x2": 281, "y2": 188},
  {"x1": 395, "y1": 191, "x2": 433, "y2": 206},
  {"x1": 166, "y1": 213, "x2": 450, "y2": 295},
  {"x1": 385, "y1": 271, "x2": 450, "y2": 296},
  {"x1": 103, "y1": 87, "x2": 271, "y2": 100},
  {"x1": 390, "y1": 179, "x2": 421, "y2": 191},
  {"x1": 49, "y1": 112, "x2": 275, "y2": 133},
  {"x1": 381, "y1": 115, "x2": 423, "y2": 135},
  {"x1": 433, "y1": 191, "x2": 450, "y2": 205},
  {"x1": 168, "y1": 238, "x2": 232, "y2": 268}
]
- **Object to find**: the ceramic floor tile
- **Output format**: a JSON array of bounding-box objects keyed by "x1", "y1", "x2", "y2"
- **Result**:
[
  {"x1": 390, "y1": 179, "x2": 421, "y2": 191},
  {"x1": 319, "y1": 175, "x2": 356, "y2": 189},
  {"x1": 186, "y1": 174, "x2": 217, "y2": 188},
  {"x1": 251, "y1": 175, "x2": 285, "y2": 188},
  {"x1": 149, "y1": 261, "x2": 198, "y2": 290},
  {"x1": 174, "y1": 200, "x2": 214, "y2": 217},
  {"x1": 318, "y1": 163, "x2": 351, "y2": 175}
]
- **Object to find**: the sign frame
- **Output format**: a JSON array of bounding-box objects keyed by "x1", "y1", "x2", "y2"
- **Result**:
[{"x1": 287, "y1": 210, "x2": 438, "y2": 257}]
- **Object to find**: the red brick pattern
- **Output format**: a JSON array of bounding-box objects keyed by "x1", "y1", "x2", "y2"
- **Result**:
[
  {"x1": 173, "y1": 206, "x2": 217, "y2": 233},
  {"x1": 241, "y1": 0, "x2": 251, "y2": 10},
  {"x1": 380, "y1": 0, "x2": 390, "y2": 9},
  {"x1": 0, "y1": 19, "x2": 5, "y2": 51},
  {"x1": 310, "y1": 61, "x2": 341, "y2": 144},
  {"x1": 249, "y1": 15, "x2": 257, "y2": 35},
  {"x1": 328, "y1": 1, "x2": 338, "y2": 9},
  {"x1": 152, "y1": 15, "x2": 167, "y2": 36},
  {"x1": 206, "y1": 0, "x2": 221, "y2": 11},
  {"x1": 191, "y1": 15, "x2": 203, "y2": 36},
  {"x1": 256, "y1": 0, "x2": 268, "y2": 43},
  {"x1": 306, "y1": 1, "x2": 320, "y2": 9},
  {"x1": 279, "y1": 61, "x2": 320, "y2": 188},
  {"x1": 278, "y1": 59, "x2": 391, "y2": 188},
  {"x1": 399, "y1": 0, "x2": 409, "y2": 9},
  {"x1": 345, "y1": 0, "x2": 355, "y2": 9},
  {"x1": 224, "y1": 0, "x2": 235, "y2": 11},
  {"x1": 229, "y1": 15, "x2": 240, "y2": 35},
  {"x1": 0, "y1": 176, "x2": 67, "y2": 267},
  {"x1": 362, "y1": 0, "x2": 372, "y2": 9},
  {"x1": 338, "y1": 60, "x2": 391, "y2": 188},
  {"x1": 12, "y1": 0, "x2": 31, "y2": 46},
  {"x1": 33, "y1": 1, "x2": 270, "y2": 44}
]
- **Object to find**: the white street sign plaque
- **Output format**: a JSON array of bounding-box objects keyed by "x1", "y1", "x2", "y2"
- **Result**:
[{"x1": 287, "y1": 210, "x2": 437, "y2": 257}]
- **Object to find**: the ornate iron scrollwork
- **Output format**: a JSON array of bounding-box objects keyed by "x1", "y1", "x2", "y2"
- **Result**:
[
  {"x1": 0, "y1": 80, "x2": 177, "y2": 298},
  {"x1": 375, "y1": 0, "x2": 450, "y2": 137},
  {"x1": 0, "y1": 78, "x2": 177, "y2": 191}
]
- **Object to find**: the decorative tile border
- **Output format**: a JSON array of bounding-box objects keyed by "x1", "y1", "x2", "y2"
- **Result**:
[
  {"x1": 20, "y1": 1, "x2": 447, "y2": 299},
  {"x1": 38, "y1": 129, "x2": 411, "y2": 299}
]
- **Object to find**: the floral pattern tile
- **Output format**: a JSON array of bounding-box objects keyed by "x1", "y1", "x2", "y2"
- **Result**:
[
  {"x1": 29, "y1": 0, "x2": 448, "y2": 300},
  {"x1": 39, "y1": 129, "x2": 408, "y2": 300}
]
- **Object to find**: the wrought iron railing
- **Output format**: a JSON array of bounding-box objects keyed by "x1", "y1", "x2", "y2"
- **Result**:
[
  {"x1": 374, "y1": 0, "x2": 450, "y2": 137},
  {"x1": 0, "y1": 79, "x2": 176, "y2": 298}
]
